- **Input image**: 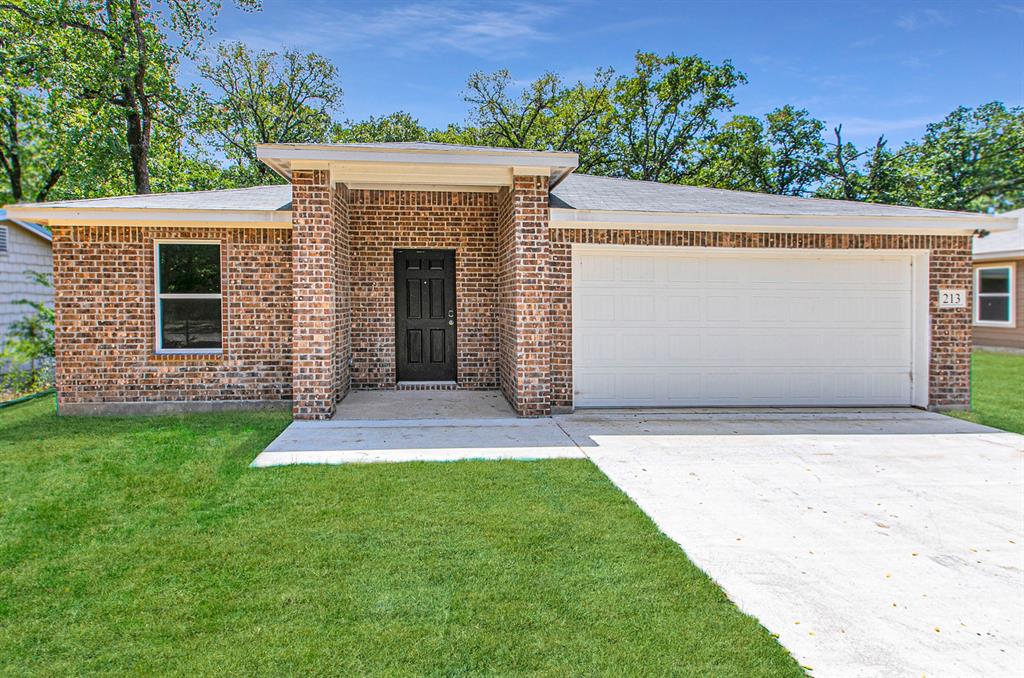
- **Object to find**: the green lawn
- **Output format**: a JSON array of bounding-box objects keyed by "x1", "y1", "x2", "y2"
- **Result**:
[
  {"x1": 0, "y1": 398, "x2": 802, "y2": 677},
  {"x1": 948, "y1": 350, "x2": 1024, "y2": 434}
]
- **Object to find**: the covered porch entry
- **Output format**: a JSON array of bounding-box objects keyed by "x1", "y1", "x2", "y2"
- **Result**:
[{"x1": 256, "y1": 142, "x2": 579, "y2": 420}]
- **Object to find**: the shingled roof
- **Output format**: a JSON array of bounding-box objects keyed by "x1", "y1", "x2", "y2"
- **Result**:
[{"x1": 550, "y1": 173, "x2": 984, "y2": 220}]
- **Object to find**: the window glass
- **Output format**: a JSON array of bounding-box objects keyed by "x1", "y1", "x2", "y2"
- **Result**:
[
  {"x1": 159, "y1": 243, "x2": 220, "y2": 294},
  {"x1": 978, "y1": 296, "x2": 1009, "y2": 323},
  {"x1": 160, "y1": 298, "x2": 222, "y2": 349},
  {"x1": 156, "y1": 243, "x2": 222, "y2": 351},
  {"x1": 979, "y1": 268, "x2": 1010, "y2": 295}
]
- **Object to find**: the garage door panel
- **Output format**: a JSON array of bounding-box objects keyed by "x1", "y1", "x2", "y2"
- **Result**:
[
  {"x1": 573, "y1": 249, "x2": 916, "y2": 407},
  {"x1": 575, "y1": 293, "x2": 616, "y2": 322},
  {"x1": 620, "y1": 294, "x2": 656, "y2": 321},
  {"x1": 621, "y1": 256, "x2": 656, "y2": 281},
  {"x1": 666, "y1": 295, "x2": 701, "y2": 321}
]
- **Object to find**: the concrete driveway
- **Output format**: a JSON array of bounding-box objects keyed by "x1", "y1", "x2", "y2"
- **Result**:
[{"x1": 558, "y1": 409, "x2": 1024, "y2": 678}]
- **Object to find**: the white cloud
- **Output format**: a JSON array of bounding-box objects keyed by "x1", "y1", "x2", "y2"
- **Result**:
[
  {"x1": 895, "y1": 7, "x2": 953, "y2": 31},
  {"x1": 824, "y1": 114, "x2": 940, "y2": 139},
  {"x1": 223, "y1": 1, "x2": 563, "y2": 59}
]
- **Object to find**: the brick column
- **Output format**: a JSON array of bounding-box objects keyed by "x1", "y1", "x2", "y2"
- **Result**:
[
  {"x1": 928, "y1": 235, "x2": 973, "y2": 409},
  {"x1": 333, "y1": 185, "x2": 351, "y2": 403},
  {"x1": 497, "y1": 174, "x2": 551, "y2": 416},
  {"x1": 292, "y1": 169, "x2": 336, "y2": 419}
]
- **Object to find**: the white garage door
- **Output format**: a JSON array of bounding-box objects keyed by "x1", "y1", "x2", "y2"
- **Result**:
[{"x1": 572, "y1": 247, "x2": 917, "y2": 407}]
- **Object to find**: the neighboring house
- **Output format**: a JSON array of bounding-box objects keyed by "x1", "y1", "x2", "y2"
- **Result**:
[
  {"x1": 4, "y1": 142, "x2": 1016, "y2": 417},
  {"x1": 972, "y1": 208, "x2": 1023, "y2": 350},
  {"x1": 0, "y1": 209, "x2": 52, "y2": 366}
]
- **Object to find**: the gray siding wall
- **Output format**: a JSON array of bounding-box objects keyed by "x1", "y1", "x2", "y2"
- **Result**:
[{"x1": 0, "y1": 223, "x2": 53, "y2": 356}]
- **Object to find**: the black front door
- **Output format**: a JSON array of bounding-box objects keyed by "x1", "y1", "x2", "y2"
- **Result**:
[{"x1": 394, "y1": 249, "x2": 457, "y2": 382}]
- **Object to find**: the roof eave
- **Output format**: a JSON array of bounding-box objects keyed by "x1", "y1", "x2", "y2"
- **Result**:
[
  {"x1": 974, "y1": 249, "x2": 1024, "y2": 262},
  {"x1": 2, "y1": 205, "x2": 293, "y2": 227},
  {"x1": 255, "y1": 143, "x2": 579, "y2": 186},
  {"x1": 550, "y1": 207, "x2": 1014, "y2": 236}
]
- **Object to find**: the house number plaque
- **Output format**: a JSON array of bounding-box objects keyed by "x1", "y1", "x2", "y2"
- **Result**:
[{"x1": 938, "y1": 289, "x2": 967, "y2": 308}]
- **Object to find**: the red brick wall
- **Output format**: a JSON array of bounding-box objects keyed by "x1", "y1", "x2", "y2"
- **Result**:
[
  {"x1": 496, "y1": 187, "x2": 516, "y2": 406},
  {"x1": 292, "y1": 169, "x2": 337, "y2": 419},
  {"x1": 51, "y1": 225, "x2": 291, "y2": 407},
  {"x1": 333, "y1": 186, "x2": 352, "y2": 402},
  {"x1": 496, "y1": 175, "x2": 552, "y2": 416},
  {"x1": 347, "y1": 189, "x2": 500, "y2": 389},
  {"x1": 549, "y1": 229, "x2": 973, "y2": 410}
]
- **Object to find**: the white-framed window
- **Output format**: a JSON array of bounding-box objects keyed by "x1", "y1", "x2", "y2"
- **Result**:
[
  {"x1": 155, "y1": 241, "x2": 223, "y2": 353},
  {"x1": 974, "y1": 264, "x2": 1014, "y2": 327}
]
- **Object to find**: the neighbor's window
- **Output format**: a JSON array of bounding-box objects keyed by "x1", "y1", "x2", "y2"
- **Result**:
[
  {"x1": 156, "y1": 242, "x2": 222, "y2": 352},
  {"x1": 975, "y1": 265, "x2": 1014, "y2": 326}
]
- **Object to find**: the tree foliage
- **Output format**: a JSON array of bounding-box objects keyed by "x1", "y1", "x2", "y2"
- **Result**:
[
  {"x1": 0, "y1": 0, "x2": 258, "y2": 195},
  {"x1": 604, "y1": 52, "x2": 746, "y2": 182},
  {"x1": 903, "y1": 103, "x2": 1024, "y2": 212},
  {"x1": 0, "y1": 16, "x2": 1018, "y2": 216},
  {"x1": 817, "y1": 103, "x2": 1024, "y2": 211},
  {"x1": 464, "y1": 68, "x2": 613, "y2": 172},
  {"x1": 331, "y1": 111, "x2": 429, "y2": 144},
  {"x1": 193, "y1": 41, "x2": 341, "y2": 184},
  {"x1": 699, "y1": 106, "x2": 826, "y2": 196},
  {"x1": 1, "y1": 271, "x2": 54, "y2": 365}
]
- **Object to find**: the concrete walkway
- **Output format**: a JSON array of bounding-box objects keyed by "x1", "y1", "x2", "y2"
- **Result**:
[
  {"x1": 252, "y1": 400, "x2": 1024, "y2": 677},
  {"x1": 253, "y1": 391, "x2": 582, "y2": 466}
]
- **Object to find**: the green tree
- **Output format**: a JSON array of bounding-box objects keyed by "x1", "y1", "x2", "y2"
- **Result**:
[
  {"x1": 699, "y1": 106, "x2": 826, "y2": 196},
  {"x1": 904, "y1": 102, "x2": 1024, "y2": 211},
  {"x1": 605, "y1": 52, "x2": 746, "y2": 182},
  {"x1": 817, "y1": 126, "x2": 913, "y2": 205},
  {"x1": 0, "y1": 0, "x2": 258, "y2": 195},
  {"x1": 0, "y1": 6, "x2": 115, "y2": 203},
  {"x1": 332, "y1": 111, "x2": 429, "y2": 144},
  {"x1": 192, "y1": 41, "x2": 342, "y2": 184},
  {"x1": 1, "y1": 272, "x2": 53, "y2": 368},
  {"x1": 463, "y1": 68, "x2": 613, "y2": 172}
]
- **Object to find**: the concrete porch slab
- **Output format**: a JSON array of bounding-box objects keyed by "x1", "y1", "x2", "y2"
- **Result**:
[{"x1": 331, "y1": 389, "x2": 516, "y2": 420}]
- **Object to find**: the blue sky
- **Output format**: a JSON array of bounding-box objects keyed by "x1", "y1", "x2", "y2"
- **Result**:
[{"x1": 203, "y1": 0, "x2": 1024, "y2": 148}]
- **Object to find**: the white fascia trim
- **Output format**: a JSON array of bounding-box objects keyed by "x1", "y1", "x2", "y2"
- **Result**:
[
  {"x1": 256, "y1": 143, "x2": 577, "y2": 167},
  {"x1": 3, "y1": 206, "x2": 293, "y2": 227},
  {"x1": 256, "y1": 144, "x2": 578, "y2": 185},
  {"x1": 974, "y1": 250, "x2": 1024, "y2": 262},
  {"x1": 550, "y1": 207, "x2": 1012, "y2": 235}
]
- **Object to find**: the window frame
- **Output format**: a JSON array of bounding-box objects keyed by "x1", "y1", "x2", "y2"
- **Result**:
[
  {"x1": 154, "y1": 239, "x2": 224, "y2": 355},
  {"x1": 973, "y1": 264, "x2": 1015, "y2": 328}
]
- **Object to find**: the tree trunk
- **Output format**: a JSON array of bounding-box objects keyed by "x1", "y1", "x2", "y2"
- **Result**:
[
  {"x1": 126, "y1": 109, "x2": 151, "y2": 194},
  {"x1": 1, "y1": 100, "x2": 24, "y2": 202}
]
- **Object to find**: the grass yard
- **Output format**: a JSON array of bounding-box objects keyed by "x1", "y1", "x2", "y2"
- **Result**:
[
  {"x1": 0, "y1": 398, "x2": 803, "y2": 677},
  {"x1": 948, "y1": 350, "x2": 1024, "y2": 434}
]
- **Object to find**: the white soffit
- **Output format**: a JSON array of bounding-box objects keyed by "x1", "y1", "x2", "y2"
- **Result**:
[{"x1": 550, "y1": 207, "x2": 1017, "y2": 235}]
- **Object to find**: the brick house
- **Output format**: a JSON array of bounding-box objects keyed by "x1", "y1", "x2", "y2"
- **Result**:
[
  {"x1": 972, "y1": 208, "x2": 1023, "y2": 350},
  {"x1": 5, "y1": 142, "x2": 1016, "y2": 418}
]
